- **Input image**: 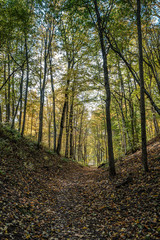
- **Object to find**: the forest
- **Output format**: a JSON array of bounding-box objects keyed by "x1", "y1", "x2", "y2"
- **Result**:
[
  {"x1": 0, "y1": 0, "x2": 160, "y2": 239},
  {"x1": 0, "y1": 0, "x2": 159, "y2": 174}
]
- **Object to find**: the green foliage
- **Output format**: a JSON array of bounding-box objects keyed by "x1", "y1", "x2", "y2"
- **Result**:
[
  {"x1": 0, "y1": 0, "x2": 159, "y2": 166},
  {"x1": 0, "y1": 167, "x2": 6, "y2": 176},
  {"x1": 61, "y1": 157, "x2": 71, "y2": 162},
  {"x1": 45, "y1": 149, "x2": 56, "y2": 155},
  {"x1": 0, "y1": 138, "x2": 13, "y2": 156},
  {"x1": 0, "y1": 0, "x2": 35, "y2": 46},
  {"x1": 0, "y1": 124, "x2": 21, "y2": 142}
]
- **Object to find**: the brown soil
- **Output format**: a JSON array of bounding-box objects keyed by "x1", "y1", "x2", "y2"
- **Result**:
[{"x1": 0, "y1": 126, "x2": 160, "y2": 239}]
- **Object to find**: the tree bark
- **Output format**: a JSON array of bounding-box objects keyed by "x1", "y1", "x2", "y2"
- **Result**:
[
  {"x1": 78, "y1": 107, "x2": 84, "y2": 162},
  {"x1": 6, "y1": 54, "x2": 11, "y2": 122},
  {"x1": 21, "y1": 37, "x2": 29, "y2": 137},
  {"x1": 38, "y1": 43, "x2": 47, "y2": 146},
  {"x1": 4, "y1": 59, "x2": 8, "y2": 122},
  {"x1": 11, "y1": 69, "x2": 15, "y2": 119},
  {"x1": 38, "y1": 25, "x2": 53, "y2": 147},
  {"x1": 0, "y1": 105, "x2": 2, "y2": 122},
  {"x1": 18, "y1": 68, "x2": 24, "y2": 131},
  {"x1": 11, "y1": 67, "x2": 24, "y2": 129},
  {"x1": 137, "y1": 0, "x2": 148, "y2": 172},
  {"x1": 56, "y1": 100, "x2": 67, "y2": 155},
  {"x1": 56, "y1": 60, "x2": 71, "y2": 155},
  {"x1": 94, "y1": 0, "x2": 116, "y2": 176},
  {"x1": 65, "y1": 96, "x2": 69, "y2": 158},
  {"x1": 69, "y1": 92, "x2": 74, "y2": 158},
  {"x1": 49, "y1": 50, "x2": 57, "y2": 151},
  {"x1": 151, "y1": 106, "x2": 159, "y2": 136}
]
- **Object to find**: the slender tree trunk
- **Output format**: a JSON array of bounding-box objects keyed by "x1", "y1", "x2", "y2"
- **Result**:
[
  {"x1": 56, "y1": 101, "x2": 67, "y2": 154},
  {"x1": 38, "y1": 24, "x2": 53, "y2": 147},
  {"x1": 151, "y1": 106, "x2": 159, "y2": 136},
  {"x1": 113, "y1": 94, "x2": 132, "y2": 151},
  {"x1": 31, "y1": 109, "x2": 34, "y2": 136},
  {"x1": 65, "y1": 96, "x2": 69, "y2": 158},
  {"x1": 103, "y1": 107, "x2": 108, "y2": 161},
  {"x1": 137, "y1": 0, "x2": 148, "y2": 172},
  {"x1": 134, "y1": 105, "x2": 140, "y2": 145},
  {"x1": 115, "y1": 104, "x2": 126, "y2": 154},
  {"x1": 117, "y1": 57, "x2": 127, "y2": 112},
  {"x1": 83, "y1": 127, "x2": 88, "y2": 164},
  {"x1": 48, "y1": 117, "x2": 51, "y2": 149},
  {"x1": 38, "y1": 32, "x2": 49, "y2": 147},
  {"x1": 18, "y1": 68, "x2": 24, "y2": 131},
  {"x1": 96, "y1": 125, "x2": 100, "y2": 165},
  {"x1": 129, "y1": 101, "x2": 136, "y2": 149},
  {"x1": 21, "y1": 37, "x2": 29, "y2": 137},
  {"x1": 12, "y1": 68, "x2": 24, "y2": 129},
  {"x1": 94, "y1": 0, "x2": 116, "y2": 176},
  {"x1": 7, "y1": 54, "x2": 11, "y2": 122},
  {"x1": 106, "y1": 34, "x2": 160, "y2": 115},
  {"x1": 74, "y1": 113, "x2": 78, "y2": 160},
  {"x1": 56, "y1": 61, "x2": 71, "y2": 155},
  {"x1": 4, "y1": 60, "x2": 8, "y2": 122},
  {"x1": 27, "y1": 114, "x2": 30, "y2": 133},
  {"x1": 69, "y1": 93, "x2": 74, "y2": 158},
  {"x1": 0, "y1": 105, "x2": 2, "y2": 122},
  {"x1": 49, "y1": 51, "x2": 57, "y2": 151},
  {"x1": 78, "y1": 107, "x2": 84, "y2": 162},
  {"x1": 84, "y1": 144, "x2": 87, "y2": 164},
  {"x1": 12, "y1": 69, "x2": 15, "y2": 119}
]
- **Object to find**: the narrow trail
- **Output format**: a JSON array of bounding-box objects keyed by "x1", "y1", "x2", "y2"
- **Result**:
[
  {"x1": 38, "y1": 167, "x2": 106, "y2": 239},
  {"x1": 39, "y1": 139, "x2": 160, "y2": 239},
  {"x1": 1, "y1": 134, "x2": 160, "y2": 239}
]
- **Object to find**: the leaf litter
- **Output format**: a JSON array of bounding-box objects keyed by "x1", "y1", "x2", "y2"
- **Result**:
[{"x1": 0, "y1": 127, "x2": 160, "y2": 239}]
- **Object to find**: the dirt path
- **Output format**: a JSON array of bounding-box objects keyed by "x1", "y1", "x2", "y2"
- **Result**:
[
  {"x1": 1, "y1": 139, "x2": 160, "y2": 239},
  {"x1": 51, "y1": 168, "x2": 102, "y2": 239},
  {"x1": 36, "y1": 159, "x2": 159, "y2": 240}
]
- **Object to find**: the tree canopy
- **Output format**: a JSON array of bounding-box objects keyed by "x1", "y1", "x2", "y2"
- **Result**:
[{"x1": 0, "y1": 0, "x2": 159, "y2": 174}]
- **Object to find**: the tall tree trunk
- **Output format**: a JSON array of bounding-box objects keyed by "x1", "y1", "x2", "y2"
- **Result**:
[
  {"x1": 129, "y1": 101, "x2": 136, "y2": 149},
  {"x1": 7, "y1": 54, "x2": 11, "y2": 122},
  {"x1": 69, "y1": 92, "x2": 74, "y2": 158},
  {"x1": 105, "y1": 34, "x2": 160, "y2": 115},
  {"x1": 78, "y1": 107, "x2": 84, "y2": 162},
  {"x1": 0, "y1": 105, "x2": 2, "y2": 122},
  {"x1": 38, "y1": 39, "x2": 47, "y2": 146},
  {"x1": 38, "y1": 24, "x2": 53, "y2": 147},
  {"x1": 65, "y1": 96, "x2": 69, "y2": 158},
  {"x1": 31, "y1": 109, "x2": 34, "y2": 136},
  {"x1": 56, "y1": 100, "x2": 67, "y2": 154},
  {"x1": 83, "y1": 127, "x2": 88, "y2": 164},
  {"x1": 4, "y1": 59, "x2": 8, "y2": 122},
  {"x1": 18, "y1": 68, "x2": 24, "y2": 131},
  {"x1": 38, "y1": 26, "x2": 53, "y2": 147},
  {"x1": 74, "y1": 112, "x2": 78, "y2": 160},
  {"x1": 12, "y1": 68, "x2": 24, "y2": 129},
  {"x1": 21, "y1": 37, "x2": 29, "y2": 137},
  {"x1": 137, "y1": 0, "x2": 148, "y2": 172},
  {"x1": 113, "y1": 93, "x2": 132, "y2": 152},
  {"x1": 48, "y1": 117, "x2": 51, "y2": 149},
  {"x1": 56, "y1": 61, "x2": 71, "y2": 155},
  {"x1": 94, "y1": 0, "x2": 116, "y2": 176},
  {"x1": 103, "y1": 107, "x2": 108, "y2": 161},
  {"x1": 115, "y1": 103, "x2": 126, "y2": 154},
  {"x1": 11, "y1": 69, "x2": 15, "y2": 119},
  {"x1": 151, "y1": 106, "x2": 159, "y2": 136},
  {"x1": 49, "y1": 51, "x2": 57, "y2": 151}
]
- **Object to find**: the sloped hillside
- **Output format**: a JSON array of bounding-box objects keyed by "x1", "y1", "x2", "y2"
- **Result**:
[
  {"x1": 0, "y1": 124, "x2": 160, "y2": 240},
  {"x1": 0, "y1": 123, "x2": 83, "y2": 178}
]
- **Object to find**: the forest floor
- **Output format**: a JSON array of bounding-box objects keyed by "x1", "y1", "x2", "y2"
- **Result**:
[{"x1": 0, "y1": 125, "x2": 160, "y2": 240}]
